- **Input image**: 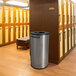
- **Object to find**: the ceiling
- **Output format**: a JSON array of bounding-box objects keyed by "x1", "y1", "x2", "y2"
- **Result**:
[
  {"x1": 3, "y1": 0, "x2": 29, "y2": 3},
  {"x1": 0, "y1": 0, "x2": 29, "y2": 8}
]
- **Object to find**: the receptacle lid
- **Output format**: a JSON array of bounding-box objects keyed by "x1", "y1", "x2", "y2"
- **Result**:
[{"x1": 30, "y1": 31, "x2": 49, "y2": 35}]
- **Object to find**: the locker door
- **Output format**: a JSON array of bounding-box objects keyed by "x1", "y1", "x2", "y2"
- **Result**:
[
  {"x1": 20, "y1": 25, "x2": 22, "y2": 38},
  {"x1": 72, "y1": 4, "x2": 74, "y2": 24},
  {"x1": 27, "y1": 10, "x2": 29, "y2": 23},
  {"x1": 24, "y1": 25, "x2": 26, "y2": 37},
  {"x1": 0, "y1": 27, "x2": 3, "y2": 44},
  {"x1": 5, "y1": 26, "x2": 9, "y2": 43},
  {"x1": 16, "y1": 26, "x2": 19, "y2": 39},
  {"x1": 20, "y1": 9, "x2": 22, "y2": 23},
  {"x1": 24, "y1": 10, "x2": 26, "y2": 23},
  {"x1": 64, "y1": 29, "x2": 67, "y2": 54},
  {"x1": 0, "y1": 6, "x2": 3, "y2": 24},
  {"x1": 68, "y1": 1, "x2": 71, "y2": 24},
  {"x1": 63, "y1": 0, "x2": 67, "y2": 25},
  {"x1": 58, "y1": 0, "x2": 62, "y2": 26},
  {"x1": 4, "y1": 7, "x2": 9, "y2": 24},
  {"x1": 59, "y1": 31, "x2": 63, "y2": 58},
  {"x1": 5, "y1": 7, "x2": 9, "y2": 24},
  {"x1": 16, "y1": 9, "x2": 18, "y2": 23},
  {"x1": 72, "y1": 27, "x2": 74, "y2": 47},
  {"x1": 10, "y1": 8, "x2": 14, "y2": 23},
  {"x1": 27, "y1": 25, "x2": 30, "y2": 37},
  {"x1": 69, "y1": 28, "x2": 71, "y2": 50},
  {"x1": 10, "y1": 26, "x2": 14, "y2": 42},
  {"x1": 75, "y1": 26, "x2": 76, "y2": 45}
]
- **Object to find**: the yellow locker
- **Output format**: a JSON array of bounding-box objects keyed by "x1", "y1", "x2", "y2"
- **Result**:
[
  {"x1": 59, "y1": 30, "x2": 63, "y2": 58},
  {"x1": 58, "y1": 0, "x2": 62, "y2": 25},
  {"x1": 72, "y1": 3, "x2": 74, "y2": 24},
  {"x1": 20, "y1": 9, "x2": 22, "y2": 23},
  {"x1": 27, "y1": 10, "x2": 29, "y2": 23},
  {"x1": 24, "y1": 10, "x2": 26, "y2": 23},
  {"x1": 75, "y1": 26, "x2": 76, "y2": 45},
  {"x1": 0, "y1": 27, "x2": 3, "y2": 44},
  {"x1": 10, "y1": 26, "x2": 14, "y2": 42},
  {"x1": 63, "y1": 0, "x2": 67, "y2": 25},
  {"x1": 16, "y1": 26, "x2": 19, "y2": 39},
  {"x1": 20, "y1": 25, "x2": 23, "y2": 38},
  {"x1": 68, "y1": 1, "x2": 71, "y2": 24},
  {"x1": 4, "y1": 6, "x2": 9, "y2": 24},
  {"x1": 72, "y1": 27, "x2": 74, "y2": 47},
  {"x1": 0, "y1": 6, "x2": 3, "y2": 24},
  {"x1": 10, "y1": 8, "x2": 14, "y2": 23},
  {"x1": 27, "y1": 25, "x2": 30, "y2": 37},
  {"x1": 5, "y1": 26, "x2": 9, "y2": 43},
  {"x1": 68, "y1": 28, "x2": 71, "y2": 50},
  {"x1": 64, "y1": 29, "x2": 67, "y2": 54},
  {"x1": 24, "y1": 25, "x2": 26, "y2": 37},
  {"x1": 16, "y1": 8, "x2": 19, "y2": 23}
]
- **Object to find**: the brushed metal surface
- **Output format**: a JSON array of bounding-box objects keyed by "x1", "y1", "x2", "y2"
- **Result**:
[{"x1": 31, "y1": 34, "x2": 49, "y2": 69}]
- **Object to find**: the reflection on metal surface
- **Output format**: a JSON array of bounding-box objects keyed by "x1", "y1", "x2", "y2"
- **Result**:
[{"x1": 31, "y1": 32, "x2": 49, "y2": 69}]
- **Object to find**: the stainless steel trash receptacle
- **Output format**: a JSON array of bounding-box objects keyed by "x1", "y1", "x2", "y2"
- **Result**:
[{"x1": 30, "y1": 32, "x2": 49, "y2": 69}]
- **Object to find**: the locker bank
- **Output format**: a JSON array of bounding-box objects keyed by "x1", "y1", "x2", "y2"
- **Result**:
[
  {"x1": 0, "y1": 0, "x2": 76, "y2": 76},
  {"x1": 0, "y1": 2, "x2": 30, "y2": 46}
]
